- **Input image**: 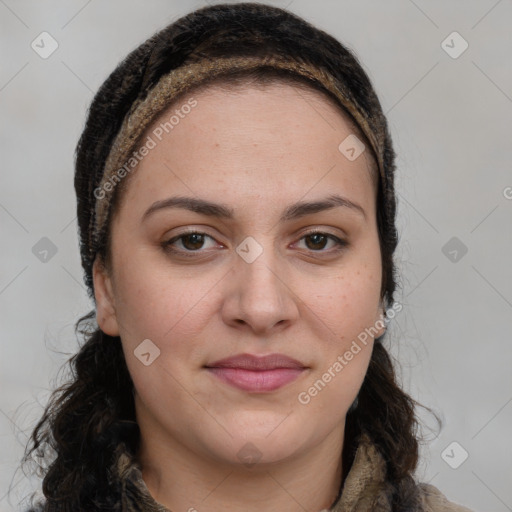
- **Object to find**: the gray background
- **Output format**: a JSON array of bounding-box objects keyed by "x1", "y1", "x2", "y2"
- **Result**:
[{"x1": 1, "y1": 1, "x2": 511, "y2": 510}]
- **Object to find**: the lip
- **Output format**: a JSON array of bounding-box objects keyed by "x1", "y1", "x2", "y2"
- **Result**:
[{"x1": 205, "y1": 353, "x2": 307, "y2": 392}]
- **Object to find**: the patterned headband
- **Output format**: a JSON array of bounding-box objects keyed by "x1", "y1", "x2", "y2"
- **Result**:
[{"x1": 89, "y1": 53, "x2": 385, "y2": 264}]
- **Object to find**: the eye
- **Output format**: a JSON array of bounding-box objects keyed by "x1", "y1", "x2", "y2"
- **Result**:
[
  {"x1": 296, "y1": 230, "x2": 348, "y2": 253},
  {"x1": 162, "y1": 231, "x2": 219, "y2": 256}
]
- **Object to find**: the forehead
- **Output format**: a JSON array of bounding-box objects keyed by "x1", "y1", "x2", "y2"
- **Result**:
[{"x1": 114, "y1": 81, "x2": 377, "y2": 222}]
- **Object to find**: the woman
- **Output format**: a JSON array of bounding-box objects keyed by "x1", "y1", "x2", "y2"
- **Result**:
[{"x1": 21, "y1": 3, "x2": 475, "y2": 511}]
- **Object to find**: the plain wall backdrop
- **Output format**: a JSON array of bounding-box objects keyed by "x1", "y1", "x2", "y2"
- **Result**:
[{"x1": 1, "y1": 1, "x2": 511, "y2": 510}]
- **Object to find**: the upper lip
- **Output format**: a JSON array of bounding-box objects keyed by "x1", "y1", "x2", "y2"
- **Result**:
[{"x1": 205, "y1": 353, "x2": 306, "y2": 370}]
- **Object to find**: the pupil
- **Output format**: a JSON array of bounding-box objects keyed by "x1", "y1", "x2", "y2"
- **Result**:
[
  {"x1": 307, "y1": 234, "x2": 326, "y2": 250},
  {"x1": 184, "y1": 233, "x2": 204, "y2": 250}
]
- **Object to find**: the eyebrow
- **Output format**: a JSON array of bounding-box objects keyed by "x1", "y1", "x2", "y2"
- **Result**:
[{"x1": 141, "y1": 194, "x2": 367, "y2": 223}]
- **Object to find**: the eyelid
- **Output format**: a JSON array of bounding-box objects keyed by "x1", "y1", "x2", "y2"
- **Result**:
[{"x1": 294, "y1": 225, "x2": 348, "y2": 241}]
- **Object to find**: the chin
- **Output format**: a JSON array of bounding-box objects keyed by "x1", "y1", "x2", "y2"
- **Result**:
[
  {"x1": 219, "y1": 435, "x2": 307, "y2": 468},
  {"x1": 204, "y1": 415, "x2": 315, "y2": 467}
]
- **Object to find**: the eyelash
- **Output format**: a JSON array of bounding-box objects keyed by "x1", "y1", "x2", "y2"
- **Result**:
[{"x1": 161, "y1": 229, "x2": 348, "y2": 258}]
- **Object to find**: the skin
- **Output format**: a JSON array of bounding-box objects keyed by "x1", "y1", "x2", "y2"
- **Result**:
[{"x1": 93, "y1": 82, "x2": 385, "y2": 512}]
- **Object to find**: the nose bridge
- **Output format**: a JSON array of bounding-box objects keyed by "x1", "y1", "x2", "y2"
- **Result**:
[
  {"x1": 227, "y1": 234, "x2": 296, "y2": 332},
  {"x1": 236, "y1": 234, "x2": 283, "y2": 298}
]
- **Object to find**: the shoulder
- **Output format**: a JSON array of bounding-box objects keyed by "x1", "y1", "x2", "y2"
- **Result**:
[{"x1": 417, "y1": 482, "x2": 476, "y2": 512}]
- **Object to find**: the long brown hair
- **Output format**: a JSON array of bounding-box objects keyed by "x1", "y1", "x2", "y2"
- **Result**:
[{"x1": 19, "y1": 3, "x2": 440, "y2": 510}]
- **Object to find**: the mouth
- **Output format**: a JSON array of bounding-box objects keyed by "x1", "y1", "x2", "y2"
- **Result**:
[{"x1": 204, "y1": 353, "x2": 308, "y2": 392}]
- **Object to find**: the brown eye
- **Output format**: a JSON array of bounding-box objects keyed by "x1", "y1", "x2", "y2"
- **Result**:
[
  {"x1": 304, "y1": 233, "x2": 329, "y2": 250},
  {"x1": 298, "y1": 231, "x2": 348, "y2": 253},
  {"x1": 162, "y1": 231, "x2": 218, "y2": 256},
  {"x1": 180, "y1": 233, "x2": 206, "y2": 250}
]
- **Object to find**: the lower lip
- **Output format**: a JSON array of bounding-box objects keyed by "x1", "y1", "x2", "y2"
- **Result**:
[{"x1": 206, "y1": 367, "x2": 305, "y2": 392}]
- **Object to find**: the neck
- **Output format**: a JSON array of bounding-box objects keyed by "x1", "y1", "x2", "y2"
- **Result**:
[{"x1": 136, "y1": 419, "x2": 345, "y2": 512}]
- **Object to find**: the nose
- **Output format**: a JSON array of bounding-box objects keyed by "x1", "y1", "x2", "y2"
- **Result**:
[{"x1": 221, "y1": 241, "x2": 299, "y2": 336}]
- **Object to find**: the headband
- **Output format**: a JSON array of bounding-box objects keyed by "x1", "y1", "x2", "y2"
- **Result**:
[{"x1": 89, "y1": 53, "x2": 385, "y2": 265}]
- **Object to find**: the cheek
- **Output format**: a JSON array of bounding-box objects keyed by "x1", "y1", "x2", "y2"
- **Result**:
[
  {"x1": 299, "y1": 256, "x2": 382, "y2": 340},
  {"x1": 112, "y1": 251, "x2": 220, "y2": 360},
  {"x1": 297, "y1": 344, "x2": 372, "y2": 414},
  {"x1": 115, "y1": 265, "x2": 216, "y2": 419},
  {"x1": 295, "y1": 269, "x2": 378, "y2": 414}
]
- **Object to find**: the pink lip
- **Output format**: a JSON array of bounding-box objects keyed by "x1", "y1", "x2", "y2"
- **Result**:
[{"x1": 205, "y1": 353, "x2": 307, "y2": 392}]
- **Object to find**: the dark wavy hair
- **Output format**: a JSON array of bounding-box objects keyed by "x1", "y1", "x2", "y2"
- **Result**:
[{"x1": 17, "y1": 3, "x2": 440, "y2": 510}]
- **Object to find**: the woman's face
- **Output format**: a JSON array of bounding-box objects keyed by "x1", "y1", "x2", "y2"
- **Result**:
[{"x1": 93, "y1": 82, "x2": 385, "y2": 467}]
